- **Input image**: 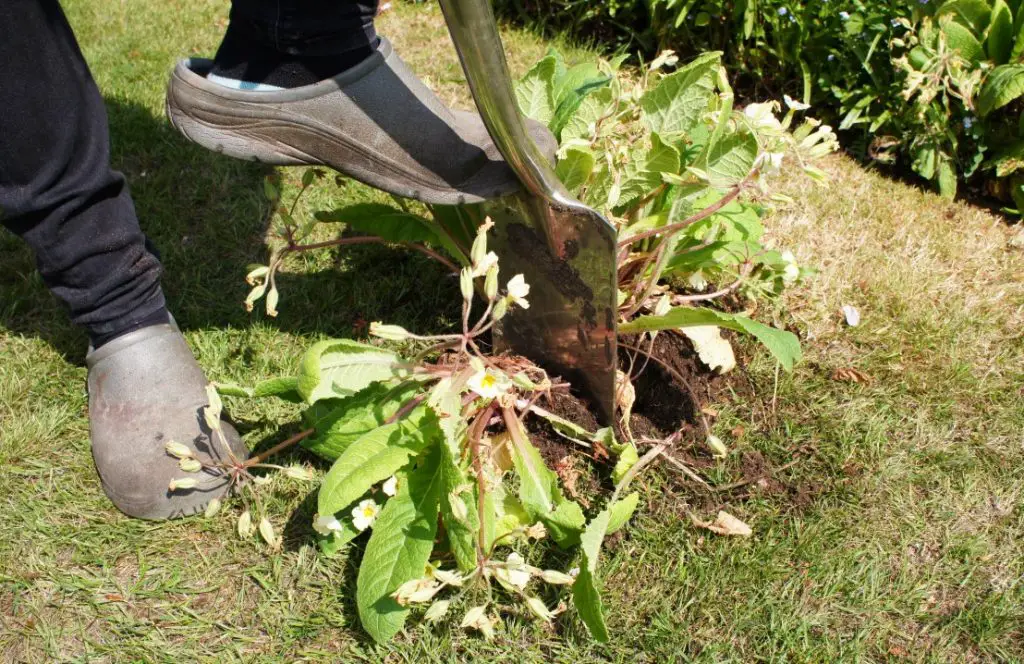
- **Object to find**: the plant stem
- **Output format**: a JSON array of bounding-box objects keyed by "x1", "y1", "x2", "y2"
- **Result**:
[
  {"x1": 246, "y1": 428, "x2": 314, "y2": 467},
  {"x1": 285, "y1": 235, "x2": 459, "y2": 273},
  {"x1": 617, "y1": 170, "x2": 759, "y2": 248}
]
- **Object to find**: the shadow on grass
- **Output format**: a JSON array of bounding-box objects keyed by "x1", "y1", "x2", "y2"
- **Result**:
[{"x1": 0, "y1": 96, "x2": 461, "y2": 363}]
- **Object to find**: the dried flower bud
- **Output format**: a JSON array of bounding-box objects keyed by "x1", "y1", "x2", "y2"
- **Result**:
[
  {"x1": 369, "y1": 322, "x2": 412, "y2": 341},
  {"x1": 168, "y1": 477, "x2": 198, "y2": 491},
  {"x1": 540, "y1": 569, "x2": 576, "y2": 585}
]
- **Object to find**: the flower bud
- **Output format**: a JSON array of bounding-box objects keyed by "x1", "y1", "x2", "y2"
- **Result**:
[
  {"x1": 484, "y1": 265, "x2": 499, "y2": 300},
  {"x1": 512, "y1": 372, "x2": 538, "y2": 390},
  {"x1": 283, "y1": 466, "x2": 315, "y2": 481},
  {"x1": 369, "y1": 322, "x2": 412, "y2": 341},
  {"x1": 204, "y1": 498, "x2": 222, "y2": 518},
  {"x1": 460, "y1": 267, "x2": 474, "y2": 302},
  {"x1": 470, "y1": 228, "x2": 488, "y2": 266},
  {"x1": 707, "y1": 434, "x2": 728, "y2": 459},
  {"x1": 164, "y1": 440, "x2": 193, "y2": 460},
  {"x1": 491, "y1": 297, "x2": 508, "y2": 320},
  {"x1": 168, "y1": 477, "x2": 198, "y2": 491},
  {"x1": 179, "y1": 458, "x2": 203, "y2": 473},
  {"x1": 540, "y1": 569, "x2": 576, "y2": 585}
]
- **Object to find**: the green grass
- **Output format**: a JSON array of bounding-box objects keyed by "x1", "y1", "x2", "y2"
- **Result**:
[{"x1": 2, "y1": 0, "x2": 1024, "y2": 661}]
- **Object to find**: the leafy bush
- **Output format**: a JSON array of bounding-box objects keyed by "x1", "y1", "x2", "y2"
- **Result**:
[
  {"x1": 497, "y1": 0, "x2": 1024, "y2": 212},
  {"x1": 195, "y1": 49, "x2": 833, "y2": 644}
]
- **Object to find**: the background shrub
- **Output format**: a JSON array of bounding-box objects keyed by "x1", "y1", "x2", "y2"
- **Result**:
[{"x1": 497, "y1": 0, "x2": 1024, "y2": 213}]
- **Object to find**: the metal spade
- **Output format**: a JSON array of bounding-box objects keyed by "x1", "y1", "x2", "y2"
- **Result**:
[{"x1": 438, "y1": 0, "x2": 619, "y2": 423}]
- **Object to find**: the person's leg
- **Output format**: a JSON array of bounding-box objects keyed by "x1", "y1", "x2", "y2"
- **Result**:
[
  {"x1": 0, "y1": 1, "x2": 168, "y2": 344},
  {"x1": 0, "y1": 0, "x2": 246, "y2": 520},
  {"x1": 209, "y1": 0, "x2": 380, "y2": 89}
]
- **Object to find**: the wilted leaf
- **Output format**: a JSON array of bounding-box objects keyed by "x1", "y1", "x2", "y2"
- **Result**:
[
  {"x1": 691, "y1": 510, "x2": 752, "y2": 537},
  {"x1": 681, "y1": 325, "x2": 737, "y2": 373}
]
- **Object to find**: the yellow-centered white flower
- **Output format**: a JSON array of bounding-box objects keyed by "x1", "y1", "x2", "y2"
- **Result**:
[
  {"x1": 312, "y1": 513, "x2": 343, "y2": 536},
  {"x1": 505, "y1": 274, "x2": 530, "y2": 309},
  {"x1": 467, "y1": 367, "x2": 511, "y2": 399},
  {"x1": 351, "y1": 499, "x2": 380, "y2": 531}
]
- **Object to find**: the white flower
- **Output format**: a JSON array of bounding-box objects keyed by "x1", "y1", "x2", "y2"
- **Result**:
[
  {"x1": 391, "y1": 578, "x2": 442, "y2": 605},
  {"x1": 688, "y1": 270, "x2": 708, "y2": 291},
  {"x1": 495, "y1": 552, "x2": 532, "y2": 589},
  {"x1": 757, "y1": 150, "x2": 785, "y2": 175},
  {"x1": 382, "y1": 475, "x2": 398, "y2": 497},
  {"x1": 784, "y1": 94, "x2": 810, "y2": 111},
  {"x1": 312, "y1": 513, "x2": 343, "y2": 536},
  {"x1": 743, "y1": 102, "x2": 782, "y2": 131},
  {"x1": 781, "y1": 250, "x2": 800, "y2": 284},
  {"x1": 351, "y1": 499, "x2": 380, "y2": 531},
  {"x1": 505, "y1": 274, "x2": 530, "y2": 309},
  {"x1": 472, "y1": 251, "x2": 499, "y2": 277},
  {"x1": 467, "y1": 367, "x2": 511, "y2": 399}
]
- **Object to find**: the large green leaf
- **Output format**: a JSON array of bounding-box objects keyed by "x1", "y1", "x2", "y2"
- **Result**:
[
  {"x1": 703, "y1": 131, "x2": 759, "y2": 188},
  {"x1": 297, "y1": 339, "x2": 406, "y2": 404},
  {"x1": 561, "y1": 86, "x2": 614, "y2": 143},
  {"x1": 941, "y1": 18, "x2": 985, "y2": 63},
  {"x1": 439, "y1": 442, "x2": 478, "y2": 572},
  {"x1": 988, "y1": 0, "x2": 1014, "y2": 63},
  {"x1": 978, "y1": 64, "x2": 1024, "y2": 116},
  {"x1": 607, "y1": 493, "x2": 640, "y2": 534},
  {"x1": 551, "y1": 63, "x2": 612, "y2": 138},
  {"x1": 620, "y1": 306, "x2": 802, "y2": 371},
  {"x1": 516, "y1": 55, "x2": 557, "y2": 125},
  {"x1": 640, "y1": 52, "x2": 722, "y2": 137},
  {"x1": 616, "y1": 134, "x2": 682, "y2": 209},
  {"x1": 988, "y1": 139, "x2": 1024, "y2": 176},
  {"x1": 317, "y1": 406, "x2": 441, "y2": 516},
  {"x1": 544, "y1": 500, "x2": 587, "y2": 548},
  {"x1": 556, "y1": 146, "x2": 596, "y2": 193},
  {"x1": 938, "y1": 0, "x2": 993, "y2": 34},
  {"x1": 572, "y1": 509, "x2": 611, "y2": 642},
  {"x1": 356, "y1": 445, "x2": 443, "y2": 643},
  {"x1": 301, "y1": 382, "x2": 423, "y2": 461},
  {"x1": 507, "y1": 418, "x2": 561, "y2": 517},
  {"x1": 314, "y1": 204, "x2": 438, "y2": 244}
]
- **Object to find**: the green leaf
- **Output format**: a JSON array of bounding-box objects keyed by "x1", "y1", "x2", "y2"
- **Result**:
[
  {"x1": 703, "y1": 132, "x2": 759, "y2": 188},
  {"x1": 356, "y1": 445, "x2": 443, "y2": 643},
  {"x1": 516, "y1": 55, "x2": 557, "y2": 125},
  {"x1": 314, "y1": 204, "x2": 439, "y2": 245},
  {"x1": 941, "y1": 19, "x2": 985, "y2": 63},
  {"x1": 640, "y1": 52, "x2": 722, "y2": 137},
  {"x1": 556, "y1": 147, "x2": 596, "y2": 193},
  {"x1": 617, "y1": 134, "x2": 681, "y2": 209},
  {"x1": 551, "y1": 63, "x2": 612, "y2": 138},
  {"x1": 507, "y1": 418, "x2": 561, "y2": 517},
  {"x1": 612, "y1": 442, "x2": 639, "y2": 485},
  {"x1": 252, "y1": 376, "x2": 302, "y2": 401},
  {"x1": 978, "y1": 64, "x2": 1024, "y2": 116},
  {"x1": 439, "y1": 443, "x2": 478, "y2": 572},
  {"x1": 572, "y1": 509, "x2": 611, "y2": 642},
  {"x1": 937, "y1": 158, "x2": 958, "y2": 199},
  {"x1": 317, "y1": 406, "x2": 441, "y2": 516},
  {"x1": 620, "y1": 307, "x2": 801, "y2": 371},
  {"x1": 938, "y1": 0, "x2": 993, "y2": 34},
  {"x1": 543, "y1": 500, "x2": 586, "y2": 548},
  {"x1": 988, "y1": 140, "x2": 1024, "y2": 177},
  {"x1": 302, "y1": 382, "x2": 423, "y2": 461},
  {"x1": 989, "y1": 0, "x2": 1014, "y2": 63},
  {"x1": 317, "y1": 521, "x2": 361, "y2": 556},
  {"x1": 297, "y1": 339, "x2": 406, "y2": 404},
  {"x1": 607, "y1": 493, "x2": 641, "y2": 534},
  {"x1": 561, "y1": 86, "x2": 614, "y2": 142}
]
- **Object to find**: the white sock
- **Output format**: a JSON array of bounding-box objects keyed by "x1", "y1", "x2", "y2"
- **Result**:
[{"x1": 206, "y1": 73, "x2": 285, "y2": 92}]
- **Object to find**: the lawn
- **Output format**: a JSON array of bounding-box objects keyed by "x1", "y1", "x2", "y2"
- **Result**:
[{"x1": 1, "y1": 0, "x2": 1023, "y2": 661}]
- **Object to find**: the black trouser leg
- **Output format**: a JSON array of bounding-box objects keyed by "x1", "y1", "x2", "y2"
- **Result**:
[
  {"x1": 228, "y1": 0, "x2": 380, "y2": 56},
  {"x1": 0, "y1": 0, "x2": 166, "y2": 343}
]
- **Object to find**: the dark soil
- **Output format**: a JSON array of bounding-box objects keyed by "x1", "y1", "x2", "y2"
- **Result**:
[{"x1": 522, "y1": 330, "x2": 820, "y2": 516}]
